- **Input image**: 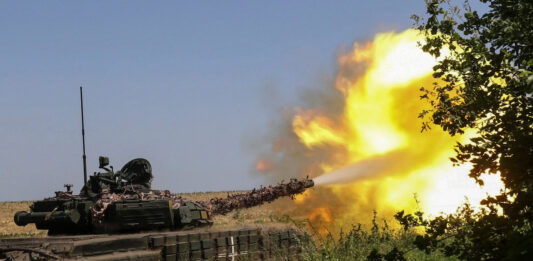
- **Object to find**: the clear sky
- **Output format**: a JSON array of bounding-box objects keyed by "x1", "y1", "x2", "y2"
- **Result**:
[{"x1": 0, "y1": 1, "x2": 428, "y2": 201}]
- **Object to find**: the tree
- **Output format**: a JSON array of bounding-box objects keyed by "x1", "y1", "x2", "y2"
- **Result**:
[{"x1": 410, "y1": 0, "x2": 533, "y2": 260}]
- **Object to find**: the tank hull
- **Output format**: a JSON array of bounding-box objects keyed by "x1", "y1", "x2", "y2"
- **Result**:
[{"x1": 0, "y1": 227, "x2": 303, "y2": 260}]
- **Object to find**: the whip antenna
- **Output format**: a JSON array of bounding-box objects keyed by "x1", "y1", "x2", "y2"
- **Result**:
[{"x1": 80, "y1": 86, "x2": 88, "y2": 187}]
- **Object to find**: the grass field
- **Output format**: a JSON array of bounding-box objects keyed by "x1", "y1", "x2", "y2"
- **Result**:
[{"x1": 0, "y1": 201, "x2": 47, "y2": 238}]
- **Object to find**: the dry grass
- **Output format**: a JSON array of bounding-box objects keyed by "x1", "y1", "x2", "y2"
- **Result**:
[
  {"x1": 180, "y1": 191, "x2": 295, "y2": 229},
  {"x1": 0, "y1": 191, "x2": 294, "y2": 238},
  {"x1": 0, "y1": 201, "x2": 47, "y2": 238}
]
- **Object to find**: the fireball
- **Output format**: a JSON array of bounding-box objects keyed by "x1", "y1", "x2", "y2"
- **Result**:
[{"x1": 257, "y1": 29, "x2": 504, "y2": 232}]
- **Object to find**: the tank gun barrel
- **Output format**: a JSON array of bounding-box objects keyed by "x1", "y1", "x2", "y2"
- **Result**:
[
  {"x1": 14, "y1": 210, "x2": 81, "y2": 227},
  {"x1": 204, "y1": 177, "x2": 314, "y2": 216}
]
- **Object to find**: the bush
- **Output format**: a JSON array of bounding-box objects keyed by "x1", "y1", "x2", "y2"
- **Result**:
[{"x1": 297, "y1": 211, "x2": 457, "y2": 261}]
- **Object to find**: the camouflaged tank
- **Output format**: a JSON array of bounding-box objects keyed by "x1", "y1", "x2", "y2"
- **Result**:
[
  {"x1": 3, "y1": 87, "x2": 314, "y2": 260},
  {"x1": 13, "y1": 156, "x2": 314, "y2": 236}
]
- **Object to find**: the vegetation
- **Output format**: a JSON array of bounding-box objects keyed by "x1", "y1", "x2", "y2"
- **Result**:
[
  {"x1": 296, "y1": 212, "x2": 457, "y2": 261},
  {"x1": 408, "y1": 0, "x2": 533, "y2": 260}
]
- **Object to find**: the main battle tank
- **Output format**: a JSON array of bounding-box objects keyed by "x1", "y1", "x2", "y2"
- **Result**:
[{"x1": 14, "y1": 156, "x2": 314, "y2": 235}]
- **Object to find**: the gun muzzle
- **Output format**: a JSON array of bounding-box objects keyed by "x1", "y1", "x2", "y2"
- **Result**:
[{"x1": 303, "y1": 179, "x2": 314, "y2": 188}]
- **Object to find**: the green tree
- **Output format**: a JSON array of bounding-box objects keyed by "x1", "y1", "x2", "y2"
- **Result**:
[{"x1": 411, "y1": 0, "x2": 533, "y2": 260}]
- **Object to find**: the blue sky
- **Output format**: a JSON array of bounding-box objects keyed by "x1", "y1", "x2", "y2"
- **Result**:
[{"x1": 0, "y1": 1, "x2": 428, "y2": 200}]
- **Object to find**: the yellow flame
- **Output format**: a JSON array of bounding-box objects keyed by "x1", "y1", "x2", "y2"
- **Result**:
[
  {"x1": 291, "y1": 29, "x2": 504, "y2": 221},
  {"x1": 294, "y1": 189, "x2": 312, "y2": 204},
  {"x1": 309, "y1": 208, "x2": 332, "y2": 224},
  {"x1": 292, "y1": 109, "x2": 344, "y2": 147}
]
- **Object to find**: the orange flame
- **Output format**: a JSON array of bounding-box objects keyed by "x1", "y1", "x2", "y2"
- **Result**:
[
  {"x1": 255, "y1": 159, "x2": 273, "y2": 171},
  {"x1": 308, "y1": 208, "x2": 333, "y2": 235},
  {"x1": 309, "y1": 207, "x2": 332, "y2": 222},
  {"x1": 292, "y1": 108, "x2": 343, "y2": 148}
]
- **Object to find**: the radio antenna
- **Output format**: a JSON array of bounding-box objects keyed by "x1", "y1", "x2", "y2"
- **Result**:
[{"x1": 80, "y1": 86, "x2": 88, "y2": 187}]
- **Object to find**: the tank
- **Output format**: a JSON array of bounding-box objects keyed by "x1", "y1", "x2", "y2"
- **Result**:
[
  {"x1": 4, "y1": 88, "x2": 314, "y2": 260},
  {"x1": 14, "y1": 156, "x2": 314, "y2": 235}
]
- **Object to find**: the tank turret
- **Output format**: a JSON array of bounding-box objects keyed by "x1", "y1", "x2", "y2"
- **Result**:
[{"x1": 81, "y1": 156, "x2": 153, "y2": 198}]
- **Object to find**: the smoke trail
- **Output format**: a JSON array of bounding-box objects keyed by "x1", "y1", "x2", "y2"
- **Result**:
[{"x1": 313, "y1": 150, "x2": 409, "y2": 186}]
